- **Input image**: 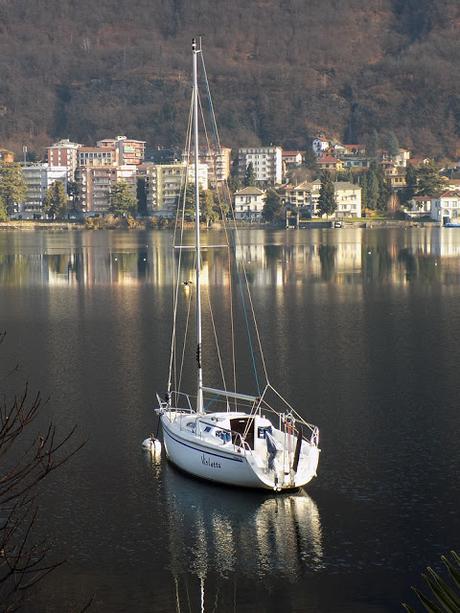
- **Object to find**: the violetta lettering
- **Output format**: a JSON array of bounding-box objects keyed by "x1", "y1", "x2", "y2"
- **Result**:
[{"x1": 201, "y1": 454, "x2": 221, "y2": 469}]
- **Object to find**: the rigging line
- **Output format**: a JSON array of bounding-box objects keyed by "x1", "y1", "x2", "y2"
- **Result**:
[
  {"x1": 200, "y1": 52, "x2": 222, "y2": 151},
  {"x1": 198, "y1": 82, "x2": 237, "y2": 410},
  {"x1": 197, "y1": 89, "x2": 232, "y2": 401},
  {"x1": 177, "y1": 264, "x2": 194, "y2": 396},
  {"x1": 174, "y1": 174, "x2": 192, "y2": 399},
  {"x1": 197, "y1": 76, "x2": 237, "y2": 408},
  {"x1": 267, "y1": 383, "x2": 315, "y2": 432},
  {"x1": 237, "y1": 259, "x2": 261, "y2": 395},
  {"x1": 205, "y1": 267, "x2": 229, "y2": 402},
  {"x1": 201, "y1": 51, "x2": 270, "y2": 386},
  {"x1": 224, "y1": 187, "x2": 270, "y2": 386},
  {"x1": 169, "y1": 90, "x2": 194, "y2": 398}
]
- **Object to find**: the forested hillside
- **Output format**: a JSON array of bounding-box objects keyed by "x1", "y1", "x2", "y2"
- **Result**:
[{"x1": 0, "y1": 0, "x2": 458, "y2": 157}]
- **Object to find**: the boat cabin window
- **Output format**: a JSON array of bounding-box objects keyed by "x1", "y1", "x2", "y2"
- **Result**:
[
  {"x1": 215, "y1": 430, "x2": 231, "y2": 443},
  {"x1": 258, "y1": 426, "x2": 273, "y2": 439},
  {"x1": 203, "y1": 425, "x2": 212, "y2": 433}
]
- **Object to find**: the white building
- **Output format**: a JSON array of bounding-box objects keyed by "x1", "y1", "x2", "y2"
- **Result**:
[
  {"x1": 294, "y1": 180, "x2": 361, "y2": 218},
  {"x1": 18, "y1": 164, "x2": 67, "y2": 218},
  {"x1": 405, "y1": 196, "x2": 433, "y2": 218},
  {"x1": 282, "y1": 150, "x2": 303, "y2": 167},
  {"x1": 234, "y1": 186, "x2": 266, "y2": 221},
  {"x1": 430, "y1": 191, "x2": 460, "y2": 223},
  {"x1": 312, "y1": 138, "x2": 330, "y2": 156},
  {"x1": 392, "y1": 148, "x2": 411, "y2": 167},
  {"x1": 238, "y1": 147, "x2": 283, "y2": 185},
  {"x1": 334, "y1": 182, "x2": 362, "y2": 218}
]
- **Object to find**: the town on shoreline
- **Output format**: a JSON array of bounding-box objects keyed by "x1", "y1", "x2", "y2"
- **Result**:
[{"x1": 0, "y1": 134, "x2": 459, "y2": 229}]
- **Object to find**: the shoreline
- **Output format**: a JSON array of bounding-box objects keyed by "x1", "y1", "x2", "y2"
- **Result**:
[{"x1": 0, "y1": 219, "x2": 439, "y2": 231}]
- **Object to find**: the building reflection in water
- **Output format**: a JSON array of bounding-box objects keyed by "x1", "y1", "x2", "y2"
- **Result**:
[
  {"x1": 163, "y1": 464, "x2": 323, "y2": 612},
  {"x1": 1, "y1": 227, "x2": 460, "y2": 289}
]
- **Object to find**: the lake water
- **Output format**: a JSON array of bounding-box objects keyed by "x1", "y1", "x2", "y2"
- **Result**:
[{"x1": 1, "y1": 227, "x2": 458, "y2": 612}]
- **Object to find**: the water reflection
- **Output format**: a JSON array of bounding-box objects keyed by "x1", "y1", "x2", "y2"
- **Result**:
[
  {"x1": 163, "y1": 466, "x2": 323, "y2": 611},
  {"x1": 1, "y1": 228, "x2": 460, "y2": 288}
]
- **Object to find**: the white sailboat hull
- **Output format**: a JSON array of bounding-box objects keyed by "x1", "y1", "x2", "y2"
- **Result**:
[{"x1": 161, "y1": 411, "x2": 319, "y2": 491}]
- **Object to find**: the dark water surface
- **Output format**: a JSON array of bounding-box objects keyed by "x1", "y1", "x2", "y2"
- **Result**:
[{"x1": 1, "y1": 228, "x2": 459, "y2": 612}]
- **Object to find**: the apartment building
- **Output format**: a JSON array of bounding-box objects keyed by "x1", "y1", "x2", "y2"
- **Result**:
[
  {"x1": 182, "y1": 147, "x2": 231, "y2": 184},
  {"x1": 18, "y1": 164, "x2": 67, "y2": 218},
  {"x1": 47, "y1": 139, "x2": 82, "y2": 181},
  {"x1": 333, "y1": 182, "x2": 362, "y2": 219},
  {"x1": 300, "y1": 180, "x2": 361, "y2": 218},
  {"x1": 138, "y1": 163, "x2": 208, "y2": 216},
  {"x1": 76, "y1": 165, "x2": 137, "y2": 214},
  {"x1": 238, "y1": 147, "x2": 283, "y2": 185},
  {"x1": 97, "y1": 136, "x2": 146, "y2": 166},
  {"x1": 280, "y1": 181, "x2": 311, "y2": 208}
]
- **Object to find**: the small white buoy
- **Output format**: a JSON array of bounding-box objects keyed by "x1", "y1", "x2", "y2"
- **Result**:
[{"x1": 142, "y1": 437, "x2": 162, "y2": 454}]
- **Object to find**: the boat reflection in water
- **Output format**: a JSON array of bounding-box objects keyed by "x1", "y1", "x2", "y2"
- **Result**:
[{"x1": 162, "y1": 464, "x2": 323, "y2": 611}]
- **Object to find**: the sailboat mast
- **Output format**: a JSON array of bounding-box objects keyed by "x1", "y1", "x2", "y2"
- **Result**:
[{"x1": 192, "y1": 38, "x2": 204, "y2": 413}]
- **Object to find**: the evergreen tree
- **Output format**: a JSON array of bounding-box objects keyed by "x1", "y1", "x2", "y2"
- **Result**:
[
  {"x1": 136, "y1": 177, "x2": 148, "y2": 216},
  {"x1": 0, "y1": 163, "x2": 26, "y2": 215},
  {"x1": 303, "y1": 148, "x2": 318, "y2": 171},
  {"x1": 227, "y1": 174, "x2": 241, "y2": 194},
  {"x1": 108, "y1": 181, "x2": 137, "y2": 217},
  {"x1": 67, "y1": 180, "x2": 81, "y2": 213},
  {"x1": 367, "y1": 129, "x2": 380, "y2": 159},
  {"x1": 0, "y1": 195, "x2": 8, "y2": 221},
  {"x1": 377, "y1": 169, "x2": 390, "y2": 211},
  {"x1": 366, "y1": 169, "x2": 379, "y2": 210},
  {"x1": 360, "y1": 174, "x2": 368, "y2": 210},
  {"x1": 182, "y1": 183, "x2": 195, "y2": 219},
  {"x1": 401, "y1": 164, "x2": 418, "y2": 204},
  {"x1": 317, "y1": 171, "x2": 336, "y2": 217},
  {"x1": 262, "y1": 189, "x2": 282, "y2": 222},
  {"x1": 386, "y1": 131, "x2": 400, "y2": 158},
  {"x1": 243, "y1": 162, "x2": 256, "y2": 187},
  {"x1": 416, "y1": 162, "x2": 444, "y2": 196},
  {"x1": 43, "y1": 181, "x2": 68, "y2": 219}
]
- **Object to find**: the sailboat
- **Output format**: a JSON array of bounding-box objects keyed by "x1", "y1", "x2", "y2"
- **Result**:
[{"x1": 153, "y1": 39, "x2": 320, "y2": 491}]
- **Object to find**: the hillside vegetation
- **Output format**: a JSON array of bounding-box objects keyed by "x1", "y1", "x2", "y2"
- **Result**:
[{"x1": 0, "y1": 0, "x2": 458, "y2": 157}]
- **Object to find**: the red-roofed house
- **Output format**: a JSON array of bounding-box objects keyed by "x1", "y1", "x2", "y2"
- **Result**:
[{"x1": 317, "y1": 156, "x2": 343, "y2": 172}]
